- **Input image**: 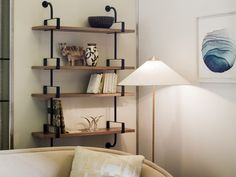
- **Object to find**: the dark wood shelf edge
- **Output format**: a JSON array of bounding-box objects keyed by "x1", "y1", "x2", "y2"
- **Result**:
[{"x1": 32, "y1": 128, "x2": 135, "y2": 139}]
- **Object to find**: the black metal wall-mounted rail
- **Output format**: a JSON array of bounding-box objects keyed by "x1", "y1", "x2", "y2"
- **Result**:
[
  {"x1": 41, "y1": 1, "x2": 61, "y2": 147},
  {"x1": 105, "y1": 5, "x2": 127, "y2": 149}
]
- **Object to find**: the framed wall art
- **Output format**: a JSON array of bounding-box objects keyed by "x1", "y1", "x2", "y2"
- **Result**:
[{"x1": 198, "y1": 12, "x2": 236, "y2": 83}]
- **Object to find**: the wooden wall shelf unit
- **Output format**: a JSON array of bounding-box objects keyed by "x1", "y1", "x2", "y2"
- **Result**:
[
  {"x1": 31, "y1": 92, "x2": 134, "y2": 100},
  {"x1": 32, "y1": 128, "x2": 135, "y2": 139},
  {"x1": 32, "y1": 25, "x2": 135, "y2": 34},
  {"x1": 32, "y1": 66, "x2": 135, "y2": 71},
  {"x1": 32, "y1": 2, "x2": 135, "y2": 148}
]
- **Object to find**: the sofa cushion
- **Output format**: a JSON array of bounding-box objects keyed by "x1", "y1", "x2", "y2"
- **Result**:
[
  {"x1": 0, "y1": 150, "x2": 74, "y2": 177},
  {"x1": 70, "y1": 146, "x2": 144, "y2": 177}
]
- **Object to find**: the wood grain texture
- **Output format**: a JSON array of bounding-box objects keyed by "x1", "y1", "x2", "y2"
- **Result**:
[
  {"x1": 31, "y1": 66, "x2": 135, "y2": 70},
  {"x1": 31, "y1": 92, "x2": 135, "y2": 99},
  {"x1": 32, "y1": 128, "x2": 135, "y2": 139},
  {"x1": 32, "y1": 26, "x2": 135, "y2": 34}
]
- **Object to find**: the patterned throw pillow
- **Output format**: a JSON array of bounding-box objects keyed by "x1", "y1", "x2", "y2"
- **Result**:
[{"x1": 70, "y1": 146, "x2": 144, "y2": 177}]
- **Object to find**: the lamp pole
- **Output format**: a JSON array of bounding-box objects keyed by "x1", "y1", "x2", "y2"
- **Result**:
[{"x1": 152, "y1": 86, "x2": 156, "y2": 162}]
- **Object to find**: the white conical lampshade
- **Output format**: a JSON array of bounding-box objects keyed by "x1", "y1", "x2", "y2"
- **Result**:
[{"x1": 119, "y1": 56, "x2": 189, "y2": 86}]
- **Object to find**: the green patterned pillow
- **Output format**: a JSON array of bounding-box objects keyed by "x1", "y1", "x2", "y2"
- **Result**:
[{"x1": 70, "y1": 146, "x2": 144, "y2": 177}]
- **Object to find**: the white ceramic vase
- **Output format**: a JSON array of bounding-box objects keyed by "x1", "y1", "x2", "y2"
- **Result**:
[{"x1": 85, "y1": 43, "x2": 99, "y2": 66}]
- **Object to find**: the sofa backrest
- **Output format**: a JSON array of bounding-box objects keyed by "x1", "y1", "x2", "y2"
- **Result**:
[{"x1": 0, "y1": 147, "x2": 172, "y2": 177}]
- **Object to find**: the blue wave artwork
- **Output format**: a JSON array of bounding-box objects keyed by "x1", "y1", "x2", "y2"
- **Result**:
[{"x1": 202, "y1": 29, "x2": 236, "y2": 73}]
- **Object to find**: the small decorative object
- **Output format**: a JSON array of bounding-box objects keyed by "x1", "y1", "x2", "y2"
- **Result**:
[
  {"x1": 59, "y1": 43, "x2": 85, "y2": 66},
  {"x1": 81, "y1": 116, "x2": 94, "y2": 131},
  {"x1": 88, "y1": 16, "x2": 114, "y2": 28},
  {"x1": 198, "y1": 12, "x2": 236, "y2": 82},
  {"x1": 89, "y1": 115, "x2": 103, "y2": 131},
  {"x1": 85, "y1": 43, "x2": 99, "y2": 66},
  {"x1": 81, "y1": 115, "x2": 103, "y2": 131}
]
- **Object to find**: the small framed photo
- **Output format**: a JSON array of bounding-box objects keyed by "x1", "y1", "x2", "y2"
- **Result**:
[{"x1": 198, "y1": 12, "x2": 236, "y2": 83}]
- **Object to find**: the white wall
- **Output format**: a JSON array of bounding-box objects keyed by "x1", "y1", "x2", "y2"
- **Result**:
[
  {"x1": 13, "y1": 0, "x2": 137, "y2": 154},
  {"x1": 139, "y1": 0, "x2": 236, "y2": 177}
]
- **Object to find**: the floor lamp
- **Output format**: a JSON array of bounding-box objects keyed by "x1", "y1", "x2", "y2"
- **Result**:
[{"x1": 119, "y1": 56, "x2": 188, "y2": 163}]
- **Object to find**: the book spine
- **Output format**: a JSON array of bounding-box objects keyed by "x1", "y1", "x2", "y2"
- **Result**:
[
  {"x1": 58, "y1": 100, "x2": 65, "y2": 134},
  {"x1": 87, "y1": 74, "x2": 96, "y2": 93},
  {"x1": 98, "y1": 74, "x2": 104, "y2": 93},
  {"x1": 103, "y1": 73, "x2": 108, "y2": 93},
  {"x1": 94, "y1": 74, "x2": 102, "y2": 93},
  {"x1": 113, "y1": 73, "x2": 118, "y2": 93},
  {"x1": 108, "y1": 73, "x2": 113, "y2": 93}
]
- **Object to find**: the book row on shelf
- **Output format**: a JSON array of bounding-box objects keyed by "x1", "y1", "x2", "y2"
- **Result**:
[
  {"x1": 43, "y1": 72, "x2": 119, "y2": 135},
  {"x1": 87, "y1": 73, "x2": 118, "y2": 94}
]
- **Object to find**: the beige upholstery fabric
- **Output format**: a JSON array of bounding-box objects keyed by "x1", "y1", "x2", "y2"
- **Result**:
[
  {"x1": 70, "y1": 146, "x2": 144, "y2": 177},
  {"x1": 0, "y1": 147, "x2": 172, "y2": 177}
]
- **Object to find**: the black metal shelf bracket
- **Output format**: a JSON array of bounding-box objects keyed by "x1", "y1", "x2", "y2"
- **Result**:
[
  {"x1": 41, "y1": 1, "x2": 62, "y2": 142},
  {"x1": 43, "y1": 124, "x2": 60, "y2": 137},
  {"x1": 42, "y1": 1, "x2": 60, "y2": 29},
  {"x1": 43, "y1": 85, "x2": 60, "y2": 98},
  {"x1": 105, "y1": 121, "x2": 125, "y2": 149},
  {"x1": 105, "y1": 5, "x2": 127, "y2": 148},
  {"x1": 121, "y1": 86, "x2": 125, "y2": 96},
  {"x1": 106, "y1": 59, "x2": 125, "y2": 70},
  {"x1": 105, "y1": 5, "x2": 125, "y2": 32},
  {"x1": 106, "y1": 121, "x2": 125, "y2": 133},
  {"x1": 44, "y1": 18, "x2": 60, "y2": 29},
  {"x1": 105, "y1": 134, "x2": 117, "y2": 149},
  {"x1": 43, "y1": 58, "x2": 61, "y2": 69}
]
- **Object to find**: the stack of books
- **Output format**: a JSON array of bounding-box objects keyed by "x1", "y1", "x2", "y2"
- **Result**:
[
  {"x1": 45, "y1": 100, "x2": 66, "y2": 134},
  {"x1": 87, "y1": 73, "x2": 118, "y2": 94}
]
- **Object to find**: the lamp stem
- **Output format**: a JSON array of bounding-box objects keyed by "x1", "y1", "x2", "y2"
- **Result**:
[{"x1": 152, "y1": 86, "x2": 156, "y2": 163}]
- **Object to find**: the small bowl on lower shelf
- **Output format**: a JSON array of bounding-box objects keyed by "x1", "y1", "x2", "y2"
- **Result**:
[{"x1": 88, "y1": 16, "x2": 114, "y2": 28}]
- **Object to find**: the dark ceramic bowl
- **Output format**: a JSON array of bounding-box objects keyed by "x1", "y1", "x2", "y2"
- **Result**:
[{"x1": 88, "y1": 16, "x2": 114, "y2": 28}]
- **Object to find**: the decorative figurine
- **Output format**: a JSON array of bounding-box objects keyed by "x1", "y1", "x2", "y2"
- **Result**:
[
  {"x1": 81, "y1": 116, "x2": 94, "y2": 132},
  {"x1": 59, "y1": 43, "x2": 85, "y2": 66},
  {"x1": 81, "y1": 115, "x2": 103, "y2": 131}
]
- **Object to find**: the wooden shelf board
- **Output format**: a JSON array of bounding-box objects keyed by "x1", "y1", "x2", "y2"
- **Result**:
[
  {"x1": 32, "y1": 26, "x2": 135, "y2": 34},
  {"x1": 31, "y1": 92, "x2": 134, "y2": 99},
  {"x1": 32, "y1": 65, "x2": 135, "y2": 70},
  {"x1": 32, "y1": 128, "x2": 135, "y2": 139}
]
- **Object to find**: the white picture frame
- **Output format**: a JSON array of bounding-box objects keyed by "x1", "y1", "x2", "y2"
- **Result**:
[{"x1": 197, "y1": 12, "x2": 236, "y2": 83}]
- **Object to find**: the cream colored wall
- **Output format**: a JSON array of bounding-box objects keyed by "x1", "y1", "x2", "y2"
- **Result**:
[
  {"x1": 13, "y1": 0, "x2": 137, "y2": 153},
  {"x1": 139, "y1": 0, "x2": 236, "y2": 177}
]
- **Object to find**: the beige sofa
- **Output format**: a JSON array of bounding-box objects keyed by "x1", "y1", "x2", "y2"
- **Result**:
[{"x1": 0, "y1": 146, "x2": 172, "y2": 177}]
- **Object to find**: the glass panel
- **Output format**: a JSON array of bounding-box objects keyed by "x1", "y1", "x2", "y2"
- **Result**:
[
  {"x1": 0, "y1": 0, "x2": 10, "y2": 150},
  {"x1": 0, "y1": 60, "x2": 9, "y2": 101},
  {"x1": 0, "y1": 102, "x2": 9, "y2": 149}
]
